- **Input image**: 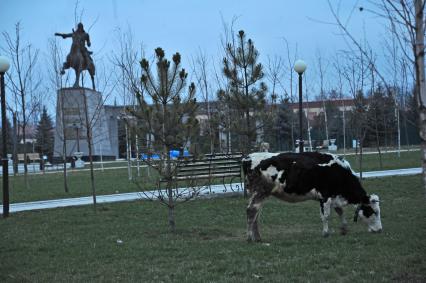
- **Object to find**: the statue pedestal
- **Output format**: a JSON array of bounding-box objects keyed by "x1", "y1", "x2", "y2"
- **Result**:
[
  {"x1": 53, "y1": 88, "x2": 115, "y2": 161},
  {"x1": 74, "y1": 152, "x2": 85, "y2": 168},
  {"x1": 328, "y1": 139, "x2": 337, "y2": 151}
]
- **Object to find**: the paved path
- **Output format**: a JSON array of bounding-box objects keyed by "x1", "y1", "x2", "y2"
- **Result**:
[
  {"x1": 0, "y1": 167, "x2": 421, "y2": 214},
  {"x1": 354, "y1": 167, "x2": 422, "y2": 178}
]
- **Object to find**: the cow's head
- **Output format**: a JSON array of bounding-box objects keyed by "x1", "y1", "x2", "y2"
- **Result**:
[{"x1": 354, "y1": 194, "x2": 382, "y2": 233}]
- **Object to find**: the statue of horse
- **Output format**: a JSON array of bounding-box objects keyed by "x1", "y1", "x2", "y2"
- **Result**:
[
  {"x1": 60, "y1": 41, "x2": 96, "y2": 90},
  {"x1": 55, "y1": 23, "x2": 96, "y2": 90}
]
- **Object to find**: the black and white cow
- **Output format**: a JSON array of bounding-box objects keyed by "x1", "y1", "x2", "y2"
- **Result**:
[{"x1": 243, "y1": 152, "x2": 382, "y2": 242}]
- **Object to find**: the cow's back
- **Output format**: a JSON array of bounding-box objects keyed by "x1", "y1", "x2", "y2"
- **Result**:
[{"x1": 248, "y1": 151, "x2": 367, "y2": 204}]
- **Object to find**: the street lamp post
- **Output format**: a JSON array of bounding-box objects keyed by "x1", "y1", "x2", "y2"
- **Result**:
[
  {"x1": 0, "y1": 55, "x2": 11, "y2": 217},
  {"x1": 294, "y1": 59, "x2": 307, "y2": 153}
]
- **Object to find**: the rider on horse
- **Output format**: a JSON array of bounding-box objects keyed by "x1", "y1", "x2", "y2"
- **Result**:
[
  {"x1": 55, "y1": 23, "x2": 96, "y2": 89},
  {"x1": 55, "y1": 23, "x2": 93, "y2": 74}
]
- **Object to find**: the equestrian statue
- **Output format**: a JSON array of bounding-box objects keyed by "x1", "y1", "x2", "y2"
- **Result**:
[{"x1": 55, "y1": 23, "x2": 96, "y2": 90}]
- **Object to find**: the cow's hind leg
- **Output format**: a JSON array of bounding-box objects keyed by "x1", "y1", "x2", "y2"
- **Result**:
[
  {"x1": 334, "y1": 207, "x2": 348, "y2": 235},
  {"x1": 247, "y1": 192, "x2": 266, "y2": 242},
  {"x1": 320, "y1": 198, "x2": 332, "y2": 237}
]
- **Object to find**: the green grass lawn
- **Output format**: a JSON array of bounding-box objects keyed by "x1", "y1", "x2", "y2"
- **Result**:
[
  {"x1": 3, "y1": 167, "x2": 158, "y2": 204},
  {"x1": 1, "y1": 175, "x2": 425, "y2": 282},
  {"x1": 3, "y1": 166, "x2": 235, "y2": 204},
  {"x1": 344, "y1": 150, "x2": 421, "y2": 172}
]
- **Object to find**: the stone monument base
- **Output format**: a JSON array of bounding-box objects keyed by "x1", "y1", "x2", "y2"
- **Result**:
[{"x1": 53, "y1": 88, "x2": 116, "y2": 161}]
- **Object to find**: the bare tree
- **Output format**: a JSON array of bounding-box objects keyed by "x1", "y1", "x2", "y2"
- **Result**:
[
  {"x1": 328, "y1": 0, "x2": 425, "y2": 193},
  {"x1": 316, "y1": 49, "x2": 330, "y2": 142},
  {"x1": 2, "y1": 22, "x2": 43, "y2": 186},
  {"x1": 282, "y1": 38, "x2": 298, "y2": 150},
  {"x1": 303, "y1": 74, "x2": 313, "y2": 151},
  {"x1": 367, "y1": 55, "x2": 384, "y2": 168},
  {"x1": 191, "y1": 49, "x2": 216, "y2": 153},
  {"x1": 332, "y1": 55, "x2": 347, "y2": 154},
  {"x1": 399, "y1": 55, "x2": 415, "y2": 146},
  {"x1": 112, "y1": 27, "x2": 144, "y2": 179},
  {"x1": 85, "y1": 58, "x2": 117, "y2": 208},
  {"x1": 212, "y1": 58, "x2": 233, "y2": 153},
  {"x1": 112, "y1": 27, "x2": 142, "y2": 104},
  {"x1": 266, "y1": 55, "x2": 285, "y2": 101},
  {"x1": 47, "y1": 37, "x2": 69, "y2": 193},
  {"x1": 383, "y1": 24, "x2": 404, "y2": 156},
  {"x1": 265, "y1": 55, "x2": 285, "y2": 150},
  {"x1": 341, "y1": 50, "x2": 368, "y2": 177}
]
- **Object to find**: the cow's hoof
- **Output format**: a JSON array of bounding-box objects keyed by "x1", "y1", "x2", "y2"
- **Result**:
[
  {"x1": 322, "y1": 231, "x2": 330, "y2": 238},
  {"x1": 340, "y1": 226, "x2": 348, "y2": 235},
  {"x1": 247, "y1": 237, "x2": 262, "y2": 243}
]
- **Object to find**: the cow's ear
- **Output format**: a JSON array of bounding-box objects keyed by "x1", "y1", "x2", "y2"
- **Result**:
[{"x1": 362, "y1": 195, "x2": 370, "y2": 204}]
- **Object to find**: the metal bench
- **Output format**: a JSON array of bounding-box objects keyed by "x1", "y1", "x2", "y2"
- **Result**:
[
  {"x1": 17, "y1": 153, "x2": 41, "y2": 163},
  {"x1": 159, "y1": 153, "x2": 243, "y2": 194}
]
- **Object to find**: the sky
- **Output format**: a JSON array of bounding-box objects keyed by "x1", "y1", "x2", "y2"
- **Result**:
[{"x1": 0, "y1": 0, "x2": 387, "y2": 108}]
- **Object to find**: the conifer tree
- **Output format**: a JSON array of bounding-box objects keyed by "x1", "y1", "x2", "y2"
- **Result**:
[
  {"x1": 34, "y1": 107, "x2": 54, "y2": 161},
  {"x1": 129, "y1": 47, "x2": 198, "y2": 232},
  {"x1": 221, "y1": 30, "x2": 267, "y2": 152}
]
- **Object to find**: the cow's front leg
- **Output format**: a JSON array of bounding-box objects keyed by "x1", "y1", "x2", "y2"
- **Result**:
[
  {"x1": 334, "y1": 207, "x2": 348, "y2": 235},
  {"x1": 320, "y1": 198, "x2": 332, "y2": 237},
  {"x1": 247, "y1": 192, "x2": 266, "y2": 242}
]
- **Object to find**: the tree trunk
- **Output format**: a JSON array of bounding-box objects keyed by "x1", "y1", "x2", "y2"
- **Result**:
[
  {"x1": 60, "y1": 93, "x2": 68, "y2": 193},
  {"x1": 22, "y1": 90, "x2": 27, "y2": 177},
  {"x1": 415, "y1": 0, "x2": 426, "y2": 197},
  {"x1": 322, "y1": 99, "x2": 329, "y2": 141},
  {"x1": 359, "y1": 139, "x2": 363, "y2": 179},
  {"x1": 342, "y1": 101, "x2": 346, "y2": 155},
  {"x1": 22, "y1": 122, "x2": 29, "y2": 189},
  {"x1": 375, "y1": 113, "x2": 383, "y2": 169},
  {"x1": 396, "y1": 107, "x2": 401, "y2": 157},
  {"x1": 12, "y1": 112, "x2": 18, "y2": 175},
  {"x1": 83, "y1": 91, "x2": 96, "y2": 209},
  {"x1": 135, "y1": 134, "x2": 140, "y2": 177},
  {"x1": 125, "y1": 123, "x2": 132, "y2": 181},
  {"x1": 168, "y1": 188, "x2": 176, "y2": 233},
  {"x1": 420, "y1": 109, "x2": 426, "y2": 196},
  {"x1": 383, "y1": 111, "x2": 389, "y2": 150},
  {"x1": 290, "y1": 114, "x2": 295, "y2": 151},
  {"x1": 165, "y1": 150, "x2": 175, "y2": 232}
]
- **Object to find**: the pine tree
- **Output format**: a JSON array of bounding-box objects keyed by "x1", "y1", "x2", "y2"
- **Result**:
[
  {"x1": 129, "y1": 47, "x2": 198, "y2": 232},
  {"x1": 275, "y1": 97, "x2": 294, "y2": 151},
  {"x1": 34, "y1": 107, "x2": 54, "y2": 161},
  {"x1": 221, "y1": 30, "x2": 267, "y2": 153}
]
